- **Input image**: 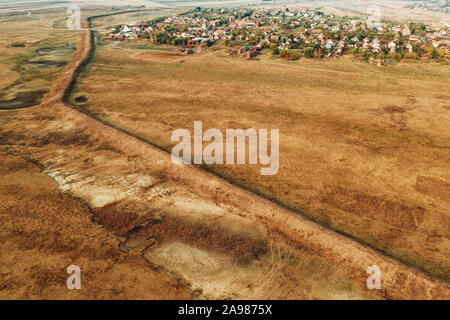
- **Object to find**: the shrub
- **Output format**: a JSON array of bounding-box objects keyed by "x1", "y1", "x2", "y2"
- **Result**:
[
  {"x1": 304, "y1": 47, "x2": 314, "y2": 58},
  {"x1": 403, "y1": 52, "x2": 418, "y2": 59}
]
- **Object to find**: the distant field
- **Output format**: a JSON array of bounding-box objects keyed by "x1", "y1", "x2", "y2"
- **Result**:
[
  {"x1": 0, "y1": 11, "x2": 78, "y2": 108},
  {"x1": 0, "y1": 5, "x2": 177, "y2": 109},
  {"x1": 70, "y1": 41, "x2": 450, "y2": 280},
  {"x1": 87, "y1": 8, "x2": 179, "y2": 29}
]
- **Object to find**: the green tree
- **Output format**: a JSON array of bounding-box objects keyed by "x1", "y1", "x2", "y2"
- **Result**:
[{"x1": 304, "y1": 47, "x2": 314, "y2": 58}]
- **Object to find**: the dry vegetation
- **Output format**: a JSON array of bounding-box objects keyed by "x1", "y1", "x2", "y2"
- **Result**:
[
  {"x1": 70, "y1": 42, "x2": 450, "y2": 281},
  {"x1": 1, "y1": 2, "x2": 449, "y2": 299},
  {"x1": 0, "y1": 12, "x2": 78, "y2": 109},
  {"x1": 290, "y1": 0, "x2": 450, "y2": 27},
  {"x1": 0, "y1": 149, "x2": 191, "y2": 299},
  {"x1": 3, "y1": 93, "x2": 448, "y2": 299}
]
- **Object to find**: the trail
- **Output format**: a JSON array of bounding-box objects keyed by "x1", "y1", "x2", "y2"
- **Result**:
[{"x1": 2, "y1": 16, "x2": 448, "y2": 299}]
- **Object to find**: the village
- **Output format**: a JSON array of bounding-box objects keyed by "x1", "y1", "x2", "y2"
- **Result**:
[{"x1": 105, "y1": 7, "x2": 450, "y2": 62}]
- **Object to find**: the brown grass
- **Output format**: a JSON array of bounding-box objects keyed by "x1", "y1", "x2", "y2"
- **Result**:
[
  {"x1": 0, "y1": 150, "x2": 191, "y2": 299},
  {"x1": 1, "y1": 14, "x2": 448, "y2": 299},
  {"x1": 93, "y1": 202, "x2": 144, "y2": 235},
  {"x1": 137, "y1": 216, "x2": 268, "y2": 264},
  {"x1": 69, "y1": 43, "x2": 450, "y2": 281}
]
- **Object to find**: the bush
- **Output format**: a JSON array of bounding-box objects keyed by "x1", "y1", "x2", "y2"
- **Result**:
[
  {"x1": 279, "y1": 49, "x2": 300, "y2": 59},
  {"x1": 138, "y1": 32, "x2": 150, "y2": 39},
  {"x1": 388, "y1": 52, "x2": 402, "y2": 61},
  {"x1": 173, "y1": 38, "x2": 187, "y2": 46},
  {"x1": 403, "y1": 52, "x2": 418, "y2": 59},
  {"x1": 361, "y1": 49, "x2": 371, "y2": 57},
  {"x1": 288, "y1": 50, "x2": 300, "y2": 59},
  {"x1": 304, "y1": 47, "x2": 314, "y2": 58}
]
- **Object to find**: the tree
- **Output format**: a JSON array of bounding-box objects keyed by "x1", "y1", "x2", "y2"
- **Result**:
[
  {"x1": 428, "y1": 48, "x2": 437, "y2": 59},
  {"x1": 304, "y1": 47, "x2": 314, "y2": 58},
  {"x1": 173, "y1": 38, "x2": 186, "y2": 46},
  {"x1": 153, "y1": 31, "x2": 169, "y2": 44}
]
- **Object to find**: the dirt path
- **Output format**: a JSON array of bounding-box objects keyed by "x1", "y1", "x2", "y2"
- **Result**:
[{"x1": 1, "y1": 27, "x2": 448, "y2": 299}]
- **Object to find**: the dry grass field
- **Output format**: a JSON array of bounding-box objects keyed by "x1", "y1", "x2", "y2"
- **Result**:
[
  {"x1": 289, "y1": 0, "x2": 450, "y2": 27},
  {"x1": 89, "y1": 8, "x2": 178, "y2": 29},
  {"x1": 1, "y1": 1, "x2": 449, "y2": 300},
  {"x1": 0, "y1": 7, "x2": 192, "y2": 299},
  {"x1": 0, "y1": 11, "x2": 79, "y2": 109},
  {"x1": 0, "y1": 149, "x2": 191, "y2": 299},
  {"x1": 70, "y1": 42, "x2": 450, "y2": 281}
]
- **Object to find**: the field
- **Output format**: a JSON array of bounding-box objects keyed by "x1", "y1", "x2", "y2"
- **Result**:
[
  {"x1": 68, "y1": 40, "x2": 450, "y2": 281},
  {"x1": 0, "y1": 5, "x2": 193, "y2": 299},
  {"x1": 0, "y1": 149, "x2": 191, "y2": 299},
  {"x1": 0, "y1": 12, "x2": 78, "y2": 109},
  {"x1": 287, "y1": 0, "x2": 450, "y2": 27},
  {"x1": 0, "y1": 1, "x2": 449, "y2": 300}
]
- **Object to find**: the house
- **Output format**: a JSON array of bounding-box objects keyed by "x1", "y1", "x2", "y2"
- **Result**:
[
  {"x1": 436, "y1": 30, "x2": 447, "y2": 38},
  {"x1": 406, "y1": 42, "x2": 413, "y2": 52},
  {"x1": 388, "y1": 41, "x2": 396, "y2": 53},
  {"x1": 371, "y1": 38, "x2": 381, "y2": 53},
  {"x1": 409, "y1": 35, "x2": 419, "y2": 42},
  {"x1": 402, "y1": 24, "x2": 411, "y2": 36},
  {"x1": 213, "y1": 29, "x2": 226, "y2": 40}
]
